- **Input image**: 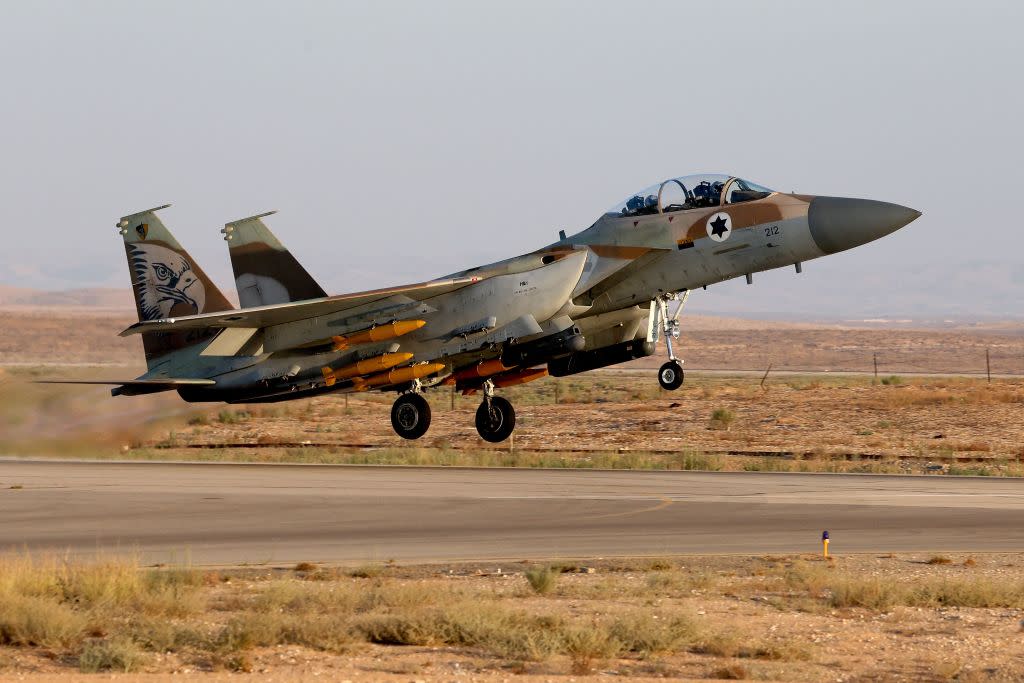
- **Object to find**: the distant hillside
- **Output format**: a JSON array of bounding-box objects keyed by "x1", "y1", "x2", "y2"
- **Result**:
[{"x1": 0, "y1": 285, "x2": 133, "y2": 309}]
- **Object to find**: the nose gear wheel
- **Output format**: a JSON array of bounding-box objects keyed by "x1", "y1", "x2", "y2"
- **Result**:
[{"x1": 658, "y1": 360, "x2": 684, "y2": 390}]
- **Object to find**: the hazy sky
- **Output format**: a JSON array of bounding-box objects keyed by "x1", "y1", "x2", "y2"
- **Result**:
[{"x1": 1, "y1": 1, "x2": 1021, "y2": 318}]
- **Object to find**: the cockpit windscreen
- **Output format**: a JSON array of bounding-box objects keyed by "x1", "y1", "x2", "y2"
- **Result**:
[{"x1": 606, "y1": 174, "x2": 774, "y2": 218}]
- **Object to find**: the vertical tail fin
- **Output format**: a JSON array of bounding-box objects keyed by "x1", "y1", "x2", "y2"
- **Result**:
[
  {"x1": 117, "y1": 205, "x2": 233, "y2": 365},
  {"x1": 221, "y1": 211, "x2": 327, "y2": 308}
]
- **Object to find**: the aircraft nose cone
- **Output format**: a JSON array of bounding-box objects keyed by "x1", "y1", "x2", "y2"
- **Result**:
[{"x1": 807, "y1": 196, "x2": 921, "y2": 255}]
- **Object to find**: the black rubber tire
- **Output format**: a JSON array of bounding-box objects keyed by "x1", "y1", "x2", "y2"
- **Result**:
[
  {"x1": 658, "y1": 360, "x2": 684, "y2": 390},
  {"x1": 475, "y1": 396, "x2": 516, "y2": 443},
  {"x1": 391, "y1": 393, "x2": 432, "y2": 440}
]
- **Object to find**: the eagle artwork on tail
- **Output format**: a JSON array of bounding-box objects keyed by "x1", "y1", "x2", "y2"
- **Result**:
[{"x1": 127, "y1": 243, "x2": 206, "y2": 320}]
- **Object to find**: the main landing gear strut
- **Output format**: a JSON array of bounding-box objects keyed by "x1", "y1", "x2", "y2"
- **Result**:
[{"x1": 654, "y1": 290, "x2": 689, "y2": 391}]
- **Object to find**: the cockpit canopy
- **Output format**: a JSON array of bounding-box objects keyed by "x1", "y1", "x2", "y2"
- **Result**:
[{"x1": 606, "y1": 174, "x2": 773, "y2": 218}]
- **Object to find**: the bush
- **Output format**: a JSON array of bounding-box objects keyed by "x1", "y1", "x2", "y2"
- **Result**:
[
  {"x1": 348, "y1": 564, "x2": 385, "y2": 579},
  {"x1": 609, "y1": 611, "x2": 698, "y2": 656},
  {"x1": 78, "y1": 637, "x2": 147, "y2": 672},
  {"x1": 217, "y1": 410, "x2": 248, "y2": 424},
  {"x1": 563, "y1": 623, "x2": 621, "y2": 674},
  {"x1": 524, "y1": 566, "x2": 559, "y2": 595},
  {"x1": 0, "y1": 595, "x2": 85, "y2": 648},
  {"x1": 354, "y1": 611, "x2": 440, "y2": 646},
  {"x1": 214, "y1": 612, "x2": 353, "y2": 654},
  {"x1": 709, "y1": 408, "x2": 736, "y2": 430},
  {"x1": 880, "y1": 375, "x2": 902, "y2": 386},
  {"x1": 672, "y1": 452, "x2": 724, "y2": 471}
]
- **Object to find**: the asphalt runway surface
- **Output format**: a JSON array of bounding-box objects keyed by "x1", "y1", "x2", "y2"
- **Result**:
[{"x1": 1, "y1": 460, "x2": 1023, "y2": 566}]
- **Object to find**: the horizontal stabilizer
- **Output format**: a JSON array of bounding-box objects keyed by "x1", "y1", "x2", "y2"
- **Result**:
[
  {"x1": 35, "y1": 379, "x2": 215, "y2": 386},
  {"x1": 36, "y1": 378, "x2": 215, "y2": 396}
]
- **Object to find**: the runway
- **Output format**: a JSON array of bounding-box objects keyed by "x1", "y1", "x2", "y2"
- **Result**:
[{"x1": 1, "y1": 460, "x2": 1022, "y2": 565}]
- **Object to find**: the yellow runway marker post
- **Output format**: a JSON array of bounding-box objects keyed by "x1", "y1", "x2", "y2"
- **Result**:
[{"x1": 822, "y1": 530, "x2": 830, "y2": 558}]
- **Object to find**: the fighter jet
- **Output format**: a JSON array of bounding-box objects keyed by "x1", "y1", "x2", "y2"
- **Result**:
[{"x1": 51, "y1": 174, "x2": 920, "y2": 442}]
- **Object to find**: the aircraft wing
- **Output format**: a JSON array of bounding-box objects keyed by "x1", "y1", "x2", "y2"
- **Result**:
[{"x1": 119, "y1": 276, "x2": 480, "y2": 337}]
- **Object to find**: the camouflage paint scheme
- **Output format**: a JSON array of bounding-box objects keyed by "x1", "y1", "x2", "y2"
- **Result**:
[{"x1": 87, "y1": 174, "x2": 920, "y2": 439}]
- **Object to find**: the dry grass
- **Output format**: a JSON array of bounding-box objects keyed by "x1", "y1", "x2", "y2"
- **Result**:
[
  {"x1": 2, "y1": 553, "x2": 1024, "y2": 678},
  {"x1": 783, "y1": 561, "x2": 1024, "y2": 609},
  {"x1": 0, "y1": 554, "x2": 716, "y2": 674}
]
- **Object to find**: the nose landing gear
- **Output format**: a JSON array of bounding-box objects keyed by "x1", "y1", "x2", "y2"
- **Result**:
[
  {"x1": 475, "y1": 379, "x2": 516, "y2": 443},
  {"x1": 391, "y1": 391, "x2": 432, "y2": 440},
  {"x1": 652, "y1": 291, "x2": 689, "y2": 391}
]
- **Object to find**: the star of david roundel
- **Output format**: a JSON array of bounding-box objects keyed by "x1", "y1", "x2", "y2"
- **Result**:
[{"x1": 705, "y1": 212, "x2": 733, "y2": 242}]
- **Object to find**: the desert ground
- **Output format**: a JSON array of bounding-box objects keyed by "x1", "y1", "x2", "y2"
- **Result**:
[
  {"x1": 2, "y1": 305, "x2": 1023, "y2": 681},
  {"x1": 2, "y1": 307, "x2": 1023, "y2": 471}
]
